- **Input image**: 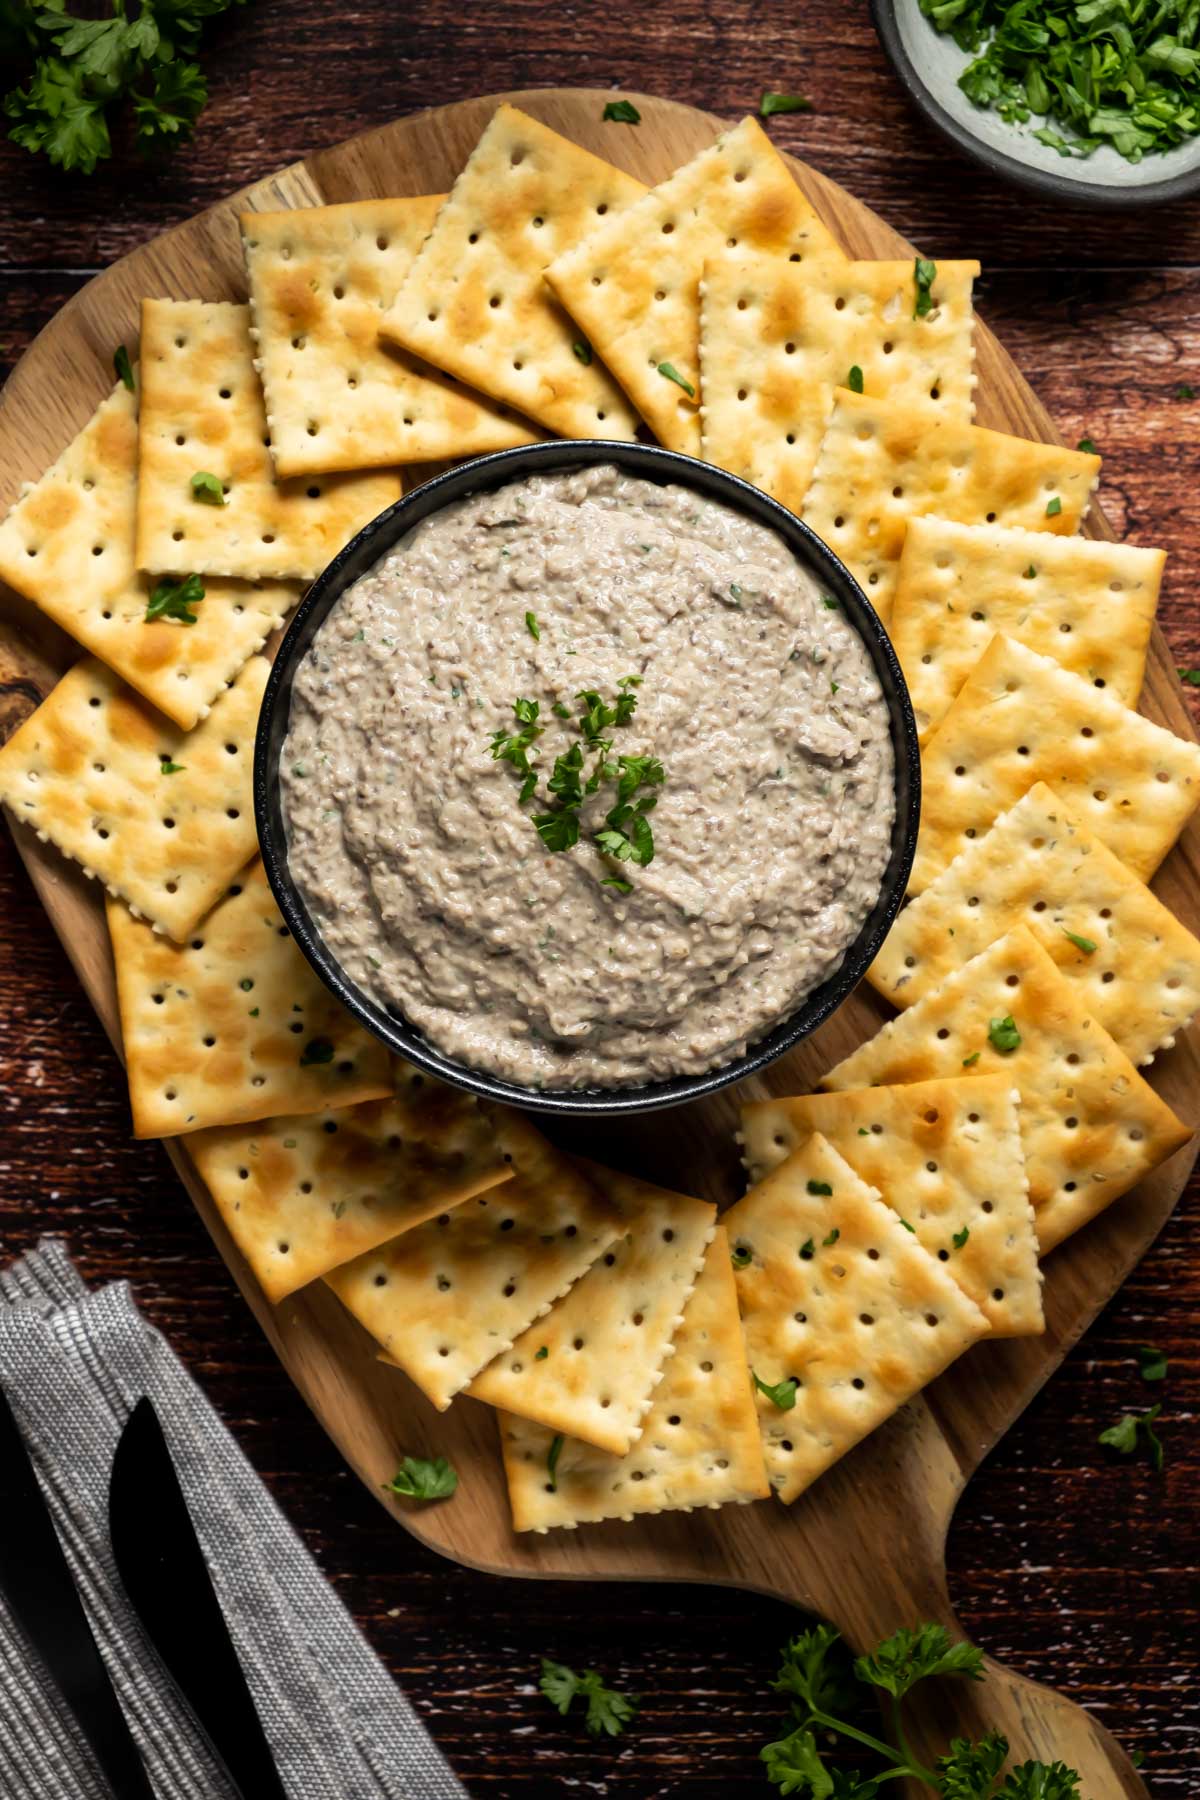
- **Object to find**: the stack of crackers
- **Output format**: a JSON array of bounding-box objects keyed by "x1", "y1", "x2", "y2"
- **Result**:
[{"x1": 0, "y1": 101, "x2": 1197, "y2": 1535}]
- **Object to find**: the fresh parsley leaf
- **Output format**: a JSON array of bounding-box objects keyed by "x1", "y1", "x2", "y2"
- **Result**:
[
  {"x1": 988, "y1": 1014, "x2": 1021, "y2": 1053},
  {"x1": 1138, "y1": 1344, "x2": 1168, "y2": 1382},
  {"x1": 1023, "y1": 564, "x2": 1037, "y2": 578},
  {"x1": 848, "y1": 364, "x2": 864, "y2": 393},
  {"x1": 1076, "y1": 436, "x2": 1098, "y2": 455},
  {"x1": 1098, "y1": 1402, "x2": 1164, "y2": 1470},
  {"x1": 601, "y1": 874, "x2": 632, "y2": 893},
  {"x1": 1181, "y1": 667, "x2": 1200, "y2": 687},
  {"x1": 384, "y1": 1455, "x2": 457, "y2": 1501},
  {"x1": 299, "y1": 1036, "x2": 334, "y2": 1067},
  {"x1": 145, "y1": 573, "x2": 204, "y2": 625},
  {"x1": 822, "y1": 596, "x2": 839, "y2": 610},
  {"x1": 657, "y1": 360, "x2": 696, "y2": 398},
  {"x1": 525, "y1": 610, "x2": 540, "y2": 641},
  {"x1": 539, "y1": 1658, "x2": 639, "y2": 1737},
  {"x1": 113, "y1": 344, "x2": 135, "y2": 392},
  {"x1": 1176, "y1": 382, "x2": 1196, "y2": 400},
  {"x1": 190, "y1": 469, "x2": 226, "y2": 506},
  {"x1": 822, "y1": 1228, "x2": 840, "y2": 1246},
  {"x1": 552, "y1": 700, "x2": 572, "y2": 718},
  {"x1": 913, "y1": 255, "x2": 937, "y2": 319},
  {"x1": 1061, "y1": 928, "x2": 1097, "y2": 954},
  {"x1": 731, "y1": 1244, "x2": 753, "y2": 1269},
  {"x1": 953, "y1": 1225, "x2": 970, "y2": 1249},
  {"x1": 535, "y1": 809, "x2": 580, "y2": 853},
  {"x1": 602, "y1": 99, "x2": 641, "y2": 124},
  {"x1": 853, "y1": 1624, "x2": 983, "y2": 1699},
  {"x1": 572, "y1": 339, "x2": 592, "y2": 365},
  {"x1": 760, "y1": 91, "x2": 813, "y2": 117},
  {"x1": 534, "y1": 1345, "x2": 549, "y2": 1360},
  {"x1": 936, "y1": 1731, "x2": 1009, "y2": 1799},
  {"x1": 159, "y1": 758, "x2": 185, "y2": 775},
  {"x1": 546, "y1": 1432, "x2": 564, "y2": 1491},
  {"x1": 753, "y1": 1371, "x2": 799, "y2": 1411},
  {"x1": 761, "y1": 1724, "x2": 836, "y2": 1795},
  {"x1": 994, "y1": 1761, "x2": 1081, "y2": 1800},
  {"x1": 899, "y1": 1219, "x2": 915, "y2": 1232},
  {"x1": 1045, "y1": 495, "x2": 1062, "y2": 517},
  {"x1": 962, "y1": 1050, "x2": 981, "y2": 1067},
  {"x1": 806, "y1": 1179, "x2": 832, "y2": 1196},
  {"x1": 798, "y1": 1236, "x2": 816, "y2": 1258}
]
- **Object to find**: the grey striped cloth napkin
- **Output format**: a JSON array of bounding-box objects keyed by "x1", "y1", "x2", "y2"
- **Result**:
[{"x1": 0, "y1": 1237, "x2": 468, "y2": 1800}]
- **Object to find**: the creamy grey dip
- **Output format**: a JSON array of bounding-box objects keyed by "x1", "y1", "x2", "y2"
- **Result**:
[{"x1": 281, "y1": 465, "x2": 895, "y2": 1089}]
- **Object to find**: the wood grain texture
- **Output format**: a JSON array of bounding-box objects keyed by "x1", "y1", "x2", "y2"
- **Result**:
[{"x1": 0, "y1": 9, "x2": 1197, "y2": 1796}]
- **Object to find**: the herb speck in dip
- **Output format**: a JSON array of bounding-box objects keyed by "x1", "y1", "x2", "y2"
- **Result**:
[{"x1": 281, "y1": 466, "x2": 894, "y2": 1089}]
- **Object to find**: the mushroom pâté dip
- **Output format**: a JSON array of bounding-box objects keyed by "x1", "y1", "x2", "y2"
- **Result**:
[{"x1": 281, "y1": 464, "x2": 896, "y2": 1090}]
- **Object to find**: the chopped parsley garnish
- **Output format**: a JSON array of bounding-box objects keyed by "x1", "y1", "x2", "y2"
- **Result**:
[
  {"x1": 952, "y1": 1226, "x2": 970, "y2": 1250},
  {"x1": 113, "y1": 344, "x2": 135, "y2": 391},
  {"x1": 657, "y1": 361, "x2": 695, "y2": 398},
  {"x1": 534, "y1": 1345, "x2": 549, "y2": 1361},
  {"x1": 602, "y1": 99, "x2": 641, "y2": 124},
  {"x1": 822, "y1": 596, "x2": 839, "y2": 609},
  {"x1": 1023, "y1": 563, "x2": 1037, "y2": 578},
  {"x1": 159, "y1": 757, "x2": 185, "y2": 774},
  {"x1": 525, "y1": 610, "x2": 541, "y2": 641},
  {"x1": 988, "y1": 1014, "x2": 1021, "y2": 1053},
  {"x1": 1176, "y1": 381, "x2": 1196, "y2": 399},
  {"x1": 1138, "y1": 1344, "x2": 1168, "y2": 1382},
  {"x1": 552, "y1": 700, "x2": 571, "y2": 719},
  {"x1": 1045, "y1": 495, "x2": 1062, "y2": 517},
  {"x1": 962, "y1": 1050, "x2": 981, "y2": 1067},
  {"x1": 731, "y1": 1244, "x2": 753, "y2": 1269},
  {"x1": 546, "y1": 1432, "x2": 565, "y2": 1491},
  {"x1": 753, "y1": 1371, "x2": 798, "y2": 1411},
  {"x1": 913, "y1": 256, "x2": 937, "y2": 319},
  {"x1": 1077, "y1": 436, "x2": 1098, "y2": 455},
  {"x1": 798, "y1": 1237, "x2": 815, "y2": 1259},
  {"x1": 383, "y1": 1456, "x2": 458, "y2": 1501},
  {"x1": 806, "y1": 1179, "x2": 832, "y2": 1196},
  {"x1": 601, "y1": 875, "x2": 633, "y2": 893},
  {"x1": 1061, "y1": 928, "x2": 1097, "y2": 955},
  {"x1": 822, "y1": 1228, "x2": 840, "y2": 1246},
  {"x1": 848, "y1": 363, "x2": 864, "y2": 394},
  {"x1": 759, "y1": 91, "x2": 812, "y2": 116},
  {"x1": 145, "y1": 573, "x2": 204, "y2": 625},
  {"x1": 299, "y1": 1036, "x2": 334, "y2": 1067},
  {"x1": 572, "y1": 339, "x2": 593, "y2": 365},
  {"x1": 1098, "y1": 1402, "x2": 1164, "y2": 1471},
  {"x1": 534, "y1": 808, "x2": 581, "y2": 853},
  {"x1": 190, "y1": 470, "x2": 225, "y2": 506},
  {"x1": 539, "y1": 1659, "x2": 639, "y2": 1738},
  {"x1": 899, "y1": 1219, "x2": 916, "y2": 1233},
  {"x1": 1181, "y1": 667, "x2": 1200, "y2": 686}
]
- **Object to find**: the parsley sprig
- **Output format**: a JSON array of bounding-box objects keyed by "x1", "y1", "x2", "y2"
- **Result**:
[
  {"x1": 145, "y1": 574, "x2": 204, "y2": 625},
  {"x1": 762, "y1": 1622, "x2": 1081, "y2": 1797},
  {"x1": 383, "y1": 1455, "x2": 458, "y2": 1502},
  {"x1": 540, "y1": 1657, "x2": 639, "y2": 1737}
]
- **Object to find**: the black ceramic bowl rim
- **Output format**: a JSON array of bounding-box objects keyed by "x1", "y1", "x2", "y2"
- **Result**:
[
  {"x1": 871, "y1": 0, "x2": 1200, "y2": 211},
  {"x1": 255, "y1": 440, "x2": 921, "y2": 1116}
]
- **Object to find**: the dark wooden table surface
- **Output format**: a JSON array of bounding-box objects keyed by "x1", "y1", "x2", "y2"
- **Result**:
[{"x1": 1, "y1": 4, "x2": 1198, "y2": 1793}]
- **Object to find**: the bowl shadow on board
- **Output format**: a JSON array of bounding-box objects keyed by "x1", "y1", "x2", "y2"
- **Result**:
[
  {"x1": 254, "y1": 440, "x2": 921, "y2": 1119},
  {"x1": 872, "y1": 0, "x2": 1200, "y2": 210}
]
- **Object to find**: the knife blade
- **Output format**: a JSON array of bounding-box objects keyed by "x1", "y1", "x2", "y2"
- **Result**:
[
  {"x1": 108, "y1": 1395, "x2": 288, "y2": 1800},
  {"x1": 0, "y1": 1384, "x2": 156, "y2": 1799}
]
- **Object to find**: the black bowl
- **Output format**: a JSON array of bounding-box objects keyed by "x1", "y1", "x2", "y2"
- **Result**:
[{"x1": 255, "y1": 441, "x2": 920, "y2": 1116}]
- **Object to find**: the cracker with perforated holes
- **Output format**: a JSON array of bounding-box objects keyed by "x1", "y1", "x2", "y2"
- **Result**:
[
  {"x1": 241, "y1": 198, "x2": 538, "y2": 477},
  {"x1": 723, "y1": 1134, "x2": 988, "y2": 1504},
  {"x1": 824, "y1": 926, "x2": 1193, "y2": 1254},
  {"x1": 801, "y1": 390, "x2": 1100, "y2": 624},
  {"x1": 379, "y1": 105, "x2": 644, "y2": 440},
  {"x1": 326, "y1": 1136, "x2": 624, "y2": 1409},
  {"x1": 107, "y1": 859, "x2": 393, "y2": 1137},
  {"x1": 469, "y1": 1163, "x2": 716, "y2": 1453},
  {"x1": 870, "y1": 784, "x2": 1200, "y2": 1068},
  {"x1": 135, "y1": 299, "x2": 400, "y2": 579},
  {"x1": 188, "y1": 1062, "x2": 515, "y2": 1303},
  {"x1": 498, "y1": 1227, "x2": 769, "y2": 1531},
  {"x1": 739, "y1": 1077, "x2": 1039, "y2": 1336},
  {"x1": 0, "y1": 655, "x2": 265, "y2": 941},
  {"x1": 0, "y1": 380, "x2": 298, "y2": 730},
  {"x1": 913, "y1": 634, "x2": 1200, "y2": 893},
  {"x1": 546, "y1": 117, "x2": 844, "y2": 456},
  {"x1": 891, "y1": 517, "x2": 1162, "y2": 740},
  {"x1": 698, "y1": 254, "x2": 978, "y2": 512}
]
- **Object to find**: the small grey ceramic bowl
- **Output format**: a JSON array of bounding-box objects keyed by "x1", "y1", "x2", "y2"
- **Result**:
[
  {"x1": 255, "y1": 440, "x2": 920, "y2": 1117},
  {"x1": 873, "y1": 0, "x2": 1200, "y2": 209}
]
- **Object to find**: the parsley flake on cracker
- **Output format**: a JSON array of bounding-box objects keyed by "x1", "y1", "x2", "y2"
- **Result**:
[
  {"x1": 801, "y1": 390, "x2": 1100, "y2": 623},
  {"x1": 546, "y1": 116, "x2": 844, "y2": 456},
  {"x1": 327, "y1": 1136, "x2": 624, "y2": 1409},
  {"x1": 870, "y1": 782, "x2": 1200, "y2": 1067},
  {"x1": 913, "y1": 633, "x2": 1200, "y2": 892},
  {"x1": 189, "y1": 1062, "x2": 513, "y2": 1303},
  {"x1": 470, "y1": 1163, "x2": 716, "y2": 1454},
  {"x1": 241, "y1": 197, "x2": 538, "y2": 477},
  {"x1": 107, "y1": 859, "x2": 393, "y2": 1137},
  {"x1": 724, "y1": 1134, "x2": 989, "y2": 1504},
  {"x1": 0, "y1": 379, "x2": 297, "y2": 729},
  {"x1": 740, "y1": 1076, "x2": 1041, "y2": 1336},
  {"x1": 135, "y1": 299, "x2": 401, "y2": 580},
  {"x1": 498, "y1": 1227, "x2": 768, "y2": 1531},
  {"x1": 825, "y1": 926, "x2": 1193, "y2": 1254},
  {"x1": 891, "y1": 517, "x2": 1163, "y2": 740},
  {"x1": 0, "y1": 654, "x2": 265, "y2": 941},
  {"x1": 698, "y1": 254, "x2": 978, "y2": 512},
  {"x1": 380, "y1": 104, "x2": 645, "y2": 440}
]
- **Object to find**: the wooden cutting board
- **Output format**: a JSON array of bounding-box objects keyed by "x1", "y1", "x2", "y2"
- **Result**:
[{"x1": 1, "y1": 87, "x2": 1194, "y2": 1798}]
